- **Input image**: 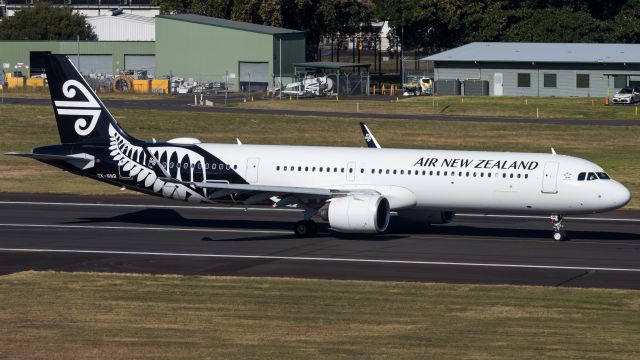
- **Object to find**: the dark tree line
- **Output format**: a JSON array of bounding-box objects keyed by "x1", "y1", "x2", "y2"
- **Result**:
[
  {"x1": 2, "y1": 0, "x2": 639, "y2": 58},
  {"x1": 0, "y1": 2, "x2": 96, "y2": 40}
]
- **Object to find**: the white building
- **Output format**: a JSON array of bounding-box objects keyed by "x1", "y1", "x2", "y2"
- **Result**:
[
  {"x1": 87, "y1": 12, "x2": 155, "y2": 41},
  {"x1": 1, "y1": 0, "x2": 159, "y2": 18}
]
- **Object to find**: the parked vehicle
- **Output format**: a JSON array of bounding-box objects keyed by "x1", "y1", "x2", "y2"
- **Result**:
[{"x1": 612, "y1": 87, "x2": 640, "y2": 104}]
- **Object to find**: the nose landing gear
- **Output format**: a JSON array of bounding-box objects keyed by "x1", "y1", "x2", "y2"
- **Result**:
[{"x1": 550, "y1": 214, "x2": 568, "y2": 241}]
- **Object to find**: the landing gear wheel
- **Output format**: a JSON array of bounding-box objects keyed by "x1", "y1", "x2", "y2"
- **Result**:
[
  {"x1": 294, "y1": 220, "x2": 317, "y2": 238},
  {"x1": 550, "y1": 215, "x2": 569, "y2": 241},
  {"x1": 552, "y1": 231, "x2": 567, "y2": 241}
]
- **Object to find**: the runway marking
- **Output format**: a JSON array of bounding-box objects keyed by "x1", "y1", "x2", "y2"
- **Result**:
[
  {"x1": 0, "y1": 223, "x2": 290, "y2": 235},
  {"x1": 1, "y1": 201, "x2": 638, "y2": 222},
  {"x1": 0, "y1": 247, "x2": 639, "y2": 273}
]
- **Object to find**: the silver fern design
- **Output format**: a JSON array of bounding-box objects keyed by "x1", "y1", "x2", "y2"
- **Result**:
[{"x1": 108, "y1": 125, "x2": 206, "y2": 202}]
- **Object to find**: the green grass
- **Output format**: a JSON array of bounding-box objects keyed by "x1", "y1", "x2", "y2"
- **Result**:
[
  {"x1": 234, "y1": 96, "x2": 640, "y2": 120},
  {"x1": 1, "y1": 103, "x2": 638, "y2": 208},
  {"x1": 0, "y1": 271, "x2": 639, "y2": 359}
]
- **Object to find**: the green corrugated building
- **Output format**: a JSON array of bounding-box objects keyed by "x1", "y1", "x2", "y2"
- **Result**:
[
  {"x1": 0, "y1": 14, "x2": 306, "y2": 90},
  {"x1": 0, "y1": 41, "x2": 155, "y2": 76},
  {"x1": 155, "y1": 14, "x2": 305, "y2": 91}
]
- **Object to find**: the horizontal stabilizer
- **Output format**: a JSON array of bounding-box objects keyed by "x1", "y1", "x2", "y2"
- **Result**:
[{"x1": 6, "y1": 152, "x2": 95, "y2": 169}]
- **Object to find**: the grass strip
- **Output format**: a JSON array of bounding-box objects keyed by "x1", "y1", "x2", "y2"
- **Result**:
[
  {"x1": 233, "y1": 96, "x2": 640, "y2": 120},
  {"x1": 0, "y1": 271, "x2": 639, "y2": 359}
]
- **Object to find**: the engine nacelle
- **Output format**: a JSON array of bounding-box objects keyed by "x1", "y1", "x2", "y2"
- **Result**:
[
  {"x1": 397, "y1": 210, "x2": 456, "y2": 224},
  {"x1": 319, "y1": 194, "x2": 390, "y2": 233}
]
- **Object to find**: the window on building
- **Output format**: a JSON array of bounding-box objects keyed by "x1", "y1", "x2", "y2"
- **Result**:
[
  {"x1": 517, "y1": 73, "x2": 531, "y2": 88},
  {"x1": 543, "y1": 73, "x2": 557, "y2": 88},
  {"x1": 614, "y1": 75, "x2": 627, "y2": 89},
  {"x1": 576, "y1": 74, "x2": 589, "y2": 88}
]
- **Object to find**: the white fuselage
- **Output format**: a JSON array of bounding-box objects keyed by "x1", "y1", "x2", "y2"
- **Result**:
[{"x1": 195, "y1": 144, "x2": 631, "y2": 215}]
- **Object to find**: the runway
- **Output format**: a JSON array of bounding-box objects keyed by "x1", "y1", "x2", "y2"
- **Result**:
[
  {"x1": 5, "y1": 96, "x2": 640, "y2": 126},
  {"x1": 1, "y1": 193, "x2": 639, "y2": 289}
]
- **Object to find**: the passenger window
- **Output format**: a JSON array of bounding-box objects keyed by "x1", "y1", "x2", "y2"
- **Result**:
[
  {"x1": 422, "y1": 170, "x2": 426, "y2": 175},
  {"x1": 577, "y1": 172, "x2": 586, "y2": 181},
  {"x1": 597, "y1": 172, "x2": 610, "y2": 180},
  {"x1": 319, "y1": 167, "x2": 323, "y2": 172},
  {"x1": 371, "y1": 169, "x2": 375, "y2": 174},
  {"x1": 386, "y1": 169, "x2": 390, "y2": 174},
  {"x1": 524, "y1": 174, "x2": 528, "y2": 179},
  {"x1": 393, "y1": 170, "x2": 397, "y2": 175},
  {"x1": 234, "y1": 165, "x2": 237, "y2": 170},
  {"x1": 312, "y1": 167, "x2": 316, "y2": 172},
  {"x1": 480, "y1": 172, "x2": 484, "y2": 177},
  {"x1": 443, "y1": 171, "x2": 447, "y2": 176},
  {"x1": 488, "y1": 173, "x2": 491, "y2": 178},
  {"x1": 437, "y1": 171, "x2": 440, "y2": 176},
  {"x1": 284, "y1": 166, "x2": 287, "y2": 171},
  {"x1": 341, "y1": 168, "x2": 345, "y2": 173},
  {"x1": 360, "y1": 169, "x2": 364, "y2": 174},
  {"x1": 379, "y1": 169, "x2": 383, "y2": 174},
  {"x1": 334, "y1": 167, "x2": 338, "y2": 172},
  {"x1": 517, "y1": 174, "x2": 521, "y2": 178},
  {"x1": 226, "y1": 164, "x2": 230, "y2": 170},
  {"x1": 305, "y1": 166, "x2": 309, "y2": 171},
  {"x1": 349, "y1": 168, "x2": 353, "y2": 173},
  {"x1": 430, "y1": 171, "x2": 434, "y2": 176},
  {"x1": 510, "y1": 173, "x2": 514, "y2": 178},
  {"x1": 400, "y1": 170, "x2": 404, "y2": 175},
  {"x1": 458, "y1": 172, "x2": 462, "y2": 176}
]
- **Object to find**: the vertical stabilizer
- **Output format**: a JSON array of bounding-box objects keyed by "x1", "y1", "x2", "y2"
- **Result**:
[{"x1": 34, "y1": 52, "x2": 135, "y2": 144}]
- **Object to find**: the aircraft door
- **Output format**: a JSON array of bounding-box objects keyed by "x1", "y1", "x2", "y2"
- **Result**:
[
  {"x1": 542, "y1": 161, "x2": 559, "y2": 194},
  {"x1": 246, "y1": 158, "x2": 260, "y2": 183},
  {"x1": 347, "y1": 161, "x2": 356, "y2": 182}
]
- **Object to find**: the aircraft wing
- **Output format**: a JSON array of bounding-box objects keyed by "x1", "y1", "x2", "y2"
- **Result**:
[{"x1": 161, "y1": 177, "x2": 334, "y2": 206}]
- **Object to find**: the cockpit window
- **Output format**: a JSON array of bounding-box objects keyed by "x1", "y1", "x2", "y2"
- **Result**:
[
  {"x1": 577, "y1": 172, "x2": 586, "y2": 181},
  {"x1": 587, "y1": 172, "x2": 598, "y2": 181},
  {"x1": 597, "y1": 172, "x2": 611, "y2": 180}
]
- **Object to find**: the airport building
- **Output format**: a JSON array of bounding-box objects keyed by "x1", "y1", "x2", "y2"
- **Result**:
[
  {"x1": 0, "y1": 13, "x2": 306, "y2": 91},
  {"x1": 155, "y1": 14, "x2": 305, "y2": 91},
  {"x1": 422, "y1": 42, "x2": 640, "y2": 97}
]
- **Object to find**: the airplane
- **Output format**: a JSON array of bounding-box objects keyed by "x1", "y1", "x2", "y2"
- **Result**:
[{"x1": 7, "y1": 53, "x2": 631, "y2": 241}]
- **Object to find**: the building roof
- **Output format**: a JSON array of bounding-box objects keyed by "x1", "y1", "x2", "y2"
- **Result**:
[
  {"x1": 158, "y1": 14, "x2": 303, "y2": 35},
  {"x1": 87, "y1": 13, "x2": 155, "y2": 24},
  {"x1": 422, "y1": 42, "x2": 640, "y2": 64}
]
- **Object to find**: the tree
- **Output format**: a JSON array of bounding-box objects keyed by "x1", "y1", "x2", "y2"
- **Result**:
[{"x1": 0, "y1": 2, "x2": 96, "y2": 40}]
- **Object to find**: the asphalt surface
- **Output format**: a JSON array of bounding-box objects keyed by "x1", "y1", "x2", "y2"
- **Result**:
[
  {"x1": 4, "y1": 96, "x2": 640, "y2": 126},
  {"x1": 1, "y1": 193, "x2": 639, "y2": 289}
]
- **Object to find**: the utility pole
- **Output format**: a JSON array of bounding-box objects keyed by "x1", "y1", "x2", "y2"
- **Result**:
[{"x1": 401, "y1": 11, "x2": 405, "y2": 89}]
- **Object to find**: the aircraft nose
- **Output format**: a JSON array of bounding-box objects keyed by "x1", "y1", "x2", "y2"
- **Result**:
[{"x1": 612, "y1": 182, "x2": 632, "y2": 208}]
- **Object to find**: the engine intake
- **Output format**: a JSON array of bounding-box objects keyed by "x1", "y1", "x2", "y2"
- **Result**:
[{"x1": 320, "y1": 194, "x2": 390, "y2": 233}]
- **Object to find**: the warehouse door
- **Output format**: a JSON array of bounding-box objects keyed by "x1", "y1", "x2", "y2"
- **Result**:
[
  {"x1": 125, "y1": 55, "x2": 155, "y2": 77},
  {"x1": 68, "y1": 55, "x2": 113, "y2": 76},
  {"x1": 239, "y1": 62, "x2": 269, "y2": 92}
]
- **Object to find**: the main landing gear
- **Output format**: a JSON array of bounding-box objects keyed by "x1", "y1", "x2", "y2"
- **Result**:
[
  {"x1": 294, "y1": 220, "x2": 317, "y2": 238},
  {"x1": 550, "y1": 214, "x2": 568, "y2": 241}
]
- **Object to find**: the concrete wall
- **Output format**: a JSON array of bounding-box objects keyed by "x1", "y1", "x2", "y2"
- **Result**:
[
  {"x1": 433, "y1": 61, "x2": 640, "y2": 97},
  {"x1": 0, "y1": 41, "x2": 155, "y2": 75}
]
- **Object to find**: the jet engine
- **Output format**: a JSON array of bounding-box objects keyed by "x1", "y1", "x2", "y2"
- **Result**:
[
  {"x1": 397, "y1": 210, "x2": 456, "y2": 224},
  {"x1": 319, "y1": 194, "x2": 390, "y2": 233}
]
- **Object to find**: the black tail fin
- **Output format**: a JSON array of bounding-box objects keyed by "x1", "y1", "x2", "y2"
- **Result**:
[{"x1": 35, "y1": 52, "x2": 136, "y2": 144}]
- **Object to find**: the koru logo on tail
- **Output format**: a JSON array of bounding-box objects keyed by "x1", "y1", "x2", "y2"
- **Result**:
[{"x1": 54, "y1": 80, "x2": 101, "y2": 136}]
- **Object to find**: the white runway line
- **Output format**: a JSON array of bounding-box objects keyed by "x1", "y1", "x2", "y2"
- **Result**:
[
  {"x1": 0, "y1": 247, "x2": 639, "y2": 273},
  {"x1": 0, "y1": 223, "x2": 290, "y2": 235},
  {"x1": 1, "y1": 201, "x2": 638, "y2": 222}
]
